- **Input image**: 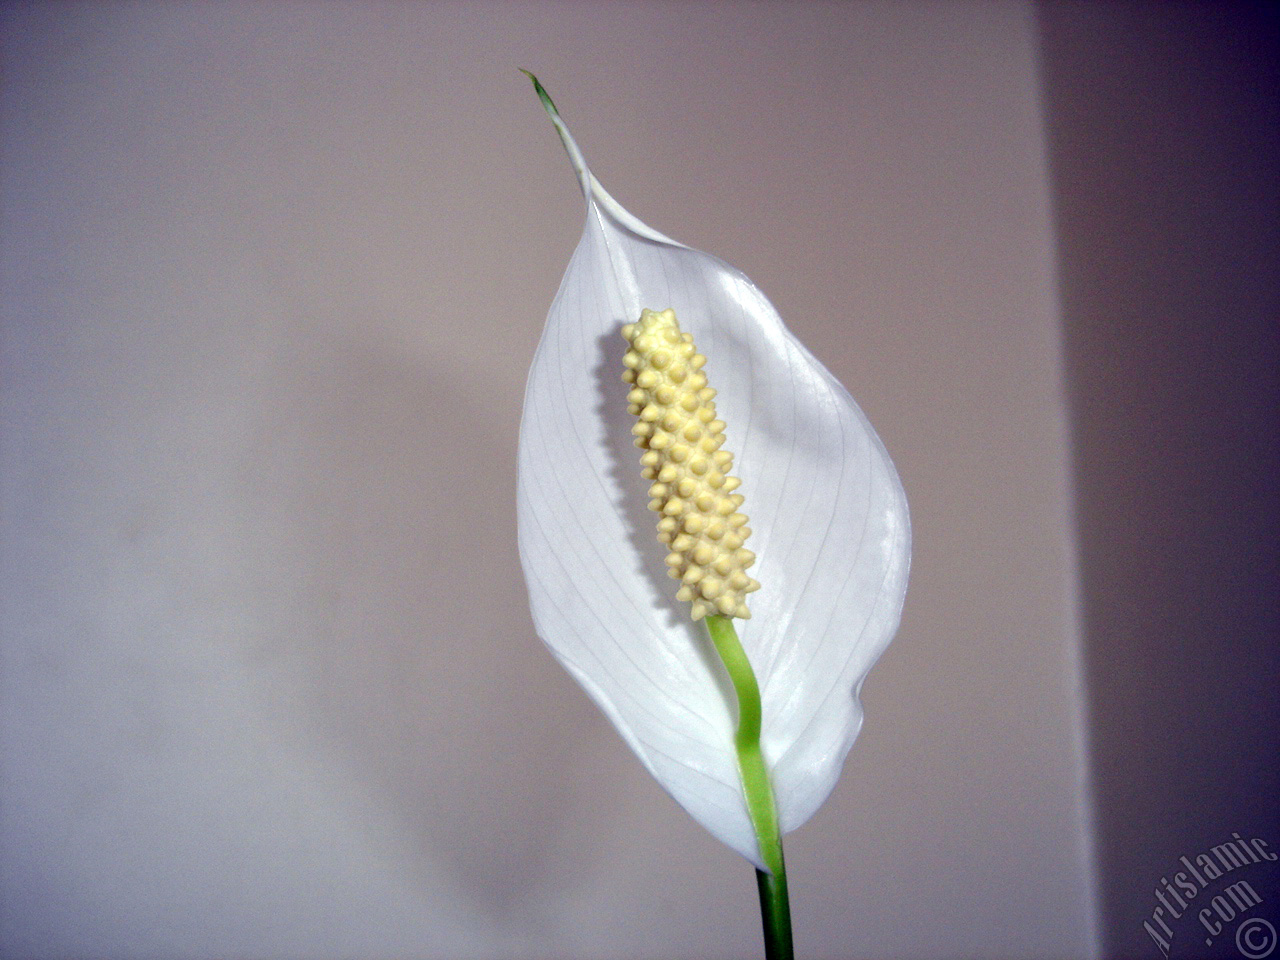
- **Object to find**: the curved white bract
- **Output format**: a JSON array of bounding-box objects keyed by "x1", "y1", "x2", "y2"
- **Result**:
[{"x1": 516, "y1": 92, "x2": 910, "y2": 867}]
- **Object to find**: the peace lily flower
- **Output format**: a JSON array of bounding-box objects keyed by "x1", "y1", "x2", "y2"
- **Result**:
[{"x1": 516, "y1": 73, "x2": 910, "y2": 954}]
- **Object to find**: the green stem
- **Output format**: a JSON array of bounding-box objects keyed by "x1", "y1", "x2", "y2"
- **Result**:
[{"x1": 705, "y1": 614, "x2": 793, "y2": 960}]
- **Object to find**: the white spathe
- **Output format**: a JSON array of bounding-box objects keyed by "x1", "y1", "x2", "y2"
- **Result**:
[{"x1": 516, "y1": 93, "x2": 910, "y2": 868}]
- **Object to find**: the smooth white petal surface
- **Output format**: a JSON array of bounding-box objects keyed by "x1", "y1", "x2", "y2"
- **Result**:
[{"x1": 517, "y1": 105, "x2": 910, "y2": 867}]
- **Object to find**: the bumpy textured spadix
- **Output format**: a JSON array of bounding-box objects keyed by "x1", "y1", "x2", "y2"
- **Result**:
[
  {"x1": 623, "y1": 308, "x2": 760, "y2": 620},
  {"x1": 517, "y1": 79, "x2": 911, "y2": 868}
]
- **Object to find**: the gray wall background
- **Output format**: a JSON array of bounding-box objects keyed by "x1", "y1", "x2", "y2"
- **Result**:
[
  {"x1": 2, "y1": 2, "x2": 1274, "y2": 959},
  {"x1": 1039, "y1": 3, "x2": 1279, "y2": 958}
]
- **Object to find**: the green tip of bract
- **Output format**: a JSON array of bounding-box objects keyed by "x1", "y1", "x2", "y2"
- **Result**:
[{"x1": 520, "y1": 69, "x2": 561, "y2": 120}]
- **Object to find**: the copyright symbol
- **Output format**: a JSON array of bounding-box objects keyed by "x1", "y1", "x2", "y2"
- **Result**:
[{"x1": 1237, "y1": 918, "x2": 1277, "y2": 960}]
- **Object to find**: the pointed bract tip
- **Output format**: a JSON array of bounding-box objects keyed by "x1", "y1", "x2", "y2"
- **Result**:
[{"x1": 519, "y1": 69, "x2": 561, "y2": 120}]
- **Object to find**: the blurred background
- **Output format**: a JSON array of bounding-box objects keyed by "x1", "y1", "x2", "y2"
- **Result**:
[{"x1": 2, "y1": 2, "x2": 1275, "y2": 959}]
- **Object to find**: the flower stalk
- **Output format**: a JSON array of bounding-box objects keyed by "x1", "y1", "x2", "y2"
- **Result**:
[{"x1": 705, "y1": 613, "x2": 792, "y2": 960}]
